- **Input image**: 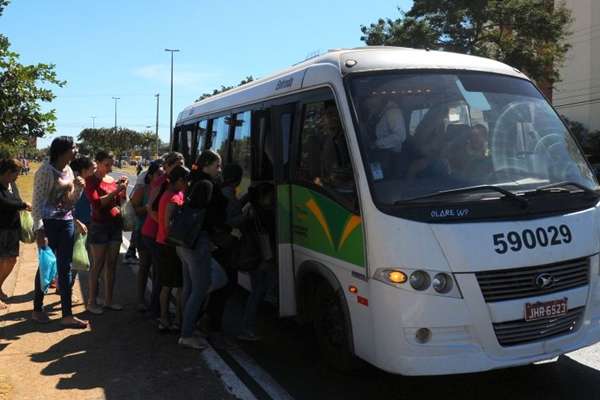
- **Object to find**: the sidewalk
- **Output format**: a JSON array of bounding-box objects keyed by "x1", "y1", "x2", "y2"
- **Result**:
[{"x1": 0, "y1": 243, "x2": 232, "y2": 400}]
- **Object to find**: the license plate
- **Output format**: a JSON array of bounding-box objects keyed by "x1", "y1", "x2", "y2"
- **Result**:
[{"x1": 524, "y1": 298, "x2": 568, "y2": 322}]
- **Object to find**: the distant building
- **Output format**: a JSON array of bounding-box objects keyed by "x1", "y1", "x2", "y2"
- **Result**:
[{"x1": 553, "y1": 0, "x2": 600, "y2": 131}]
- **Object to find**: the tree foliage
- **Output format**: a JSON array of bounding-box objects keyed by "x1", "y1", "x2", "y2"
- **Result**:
[
  {"x1": 0, "y1": 1, "x2": 65, "y2": 148},
  {"x1": 360, "y1": 0, "x2": 573, "y2": 85},
  {"x1": 78, "y1": 128, "x2": 154, "y2": 157},
  {"x1": 197, "y1": 76, "x2": 255, "y2": 101}
]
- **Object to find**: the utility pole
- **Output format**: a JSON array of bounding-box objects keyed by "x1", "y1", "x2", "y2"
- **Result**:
[
  {"x1": 155, "y1": 93, "x2": 160, "y2": 158},
  {"x1": 112, "y1": 97, "x2": 120, "y2": 134},
  {"x1": 90, "y1": 116, "x2": 96, "y2": 129},
  {"x1": 164, "y1": 48, "x2": 180, "y2": 145}
]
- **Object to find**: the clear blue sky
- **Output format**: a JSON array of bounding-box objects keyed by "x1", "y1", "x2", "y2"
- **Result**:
[{"x1": 1, "y1": 0, "x2": 412, "y2": 148}]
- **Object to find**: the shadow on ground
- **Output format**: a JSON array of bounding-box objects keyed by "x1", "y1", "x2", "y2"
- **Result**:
[{"x1": 1, "y1": 256, "x2": 230, "y2": 400}]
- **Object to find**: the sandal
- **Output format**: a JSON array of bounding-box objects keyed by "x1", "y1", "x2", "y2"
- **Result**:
[{"x1": 104, "y1": 303, "x2": 123, "y2": 311}]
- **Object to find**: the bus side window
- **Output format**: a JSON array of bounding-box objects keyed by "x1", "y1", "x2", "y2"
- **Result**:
[
  {"x1": 296, "y1": 100, "x2": 358, "y2": 211},
  {"x1": 230, "y1": 111, "x2": 252, "y2": 195},
  {"x1": 252, "y1": 110, "x2": 274, "y2": 181},
  {"x1": 211, "y1": 116, "x2": 230, "y2": 160},
  {"x1": 172, "y1": 126, "x2": 181, "y2": 153},
  {"x1": 194, "y1": 120, "x2": 208, "y2": 157},
  {"x1": 181, "y1": 125, "x2": 193, "y2": 166}
]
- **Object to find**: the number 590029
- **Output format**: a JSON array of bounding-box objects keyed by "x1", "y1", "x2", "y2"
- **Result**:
[{"x1": 493, "y1": 225, "x2": 572, "y2": 254}]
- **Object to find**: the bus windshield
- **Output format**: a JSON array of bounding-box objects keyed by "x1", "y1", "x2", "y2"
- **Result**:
[{"x1": 349, "y1": 71, "x2": 598, "y2": 205}]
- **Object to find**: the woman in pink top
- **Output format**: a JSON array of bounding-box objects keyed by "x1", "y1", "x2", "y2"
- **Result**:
[
  {"x1": 84, "y1": 151, "x2": 127, "y2": 315},
  {"x1": 156, "y1": 165, "x2": 189, "y2": 331}
]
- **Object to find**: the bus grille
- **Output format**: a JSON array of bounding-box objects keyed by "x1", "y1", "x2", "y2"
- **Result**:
[
  {"x1": 475, "y1": 257, "x2": 589, "y2": 303},
  {"x1": 493, "y1": 307, "x2": 584, "y2": 347}
]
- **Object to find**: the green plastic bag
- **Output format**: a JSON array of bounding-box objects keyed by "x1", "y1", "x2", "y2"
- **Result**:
[
  {"x1": 72, "y1": 232, "x2": 90, "y2": 271},
  {"x1": 19, "y1": 210, "x2": 35, "y2": 243}
]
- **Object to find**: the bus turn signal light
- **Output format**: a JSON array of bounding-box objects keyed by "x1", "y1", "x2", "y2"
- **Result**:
[
  {"x1": 349, "y1": 285, "x2": 358, "y2": 294},
  {"x1": 387, "y1": 271, "x2": 407, "y2": 284}
]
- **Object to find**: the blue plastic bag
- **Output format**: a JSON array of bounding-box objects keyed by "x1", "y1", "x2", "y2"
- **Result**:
[{"x1": 38, "y1": 247, "x2": 57, "y2": 294}]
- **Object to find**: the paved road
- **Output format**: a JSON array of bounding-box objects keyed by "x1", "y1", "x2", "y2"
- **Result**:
[{"x1": 114, "y1": 169, "x2": 600, "y2": 400}]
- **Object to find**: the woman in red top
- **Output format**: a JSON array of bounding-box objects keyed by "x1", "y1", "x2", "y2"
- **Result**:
[
  {"x1": 84, "y1": 150, "x2": 127, "y2": 315},
  {"x1": 156, "y1": 165, "x2": 189, "y2": 331}
]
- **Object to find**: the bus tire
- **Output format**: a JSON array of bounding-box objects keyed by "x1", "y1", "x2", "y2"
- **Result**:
[{"x1": 313, "y1": 282, "x2": 361, "y2": 373}]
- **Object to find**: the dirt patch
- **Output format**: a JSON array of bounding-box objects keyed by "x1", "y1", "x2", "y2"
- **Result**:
[{"x1": 0, "y1": 374, "x2": 13, "y2": 400}]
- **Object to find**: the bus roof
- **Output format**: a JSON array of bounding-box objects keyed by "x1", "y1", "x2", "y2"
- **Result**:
[{"x1": 176, "y1": 46, "x2": 528, "y2": 125}]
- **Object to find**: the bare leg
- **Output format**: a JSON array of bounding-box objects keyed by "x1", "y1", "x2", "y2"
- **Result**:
[
  {"x1": 88, "y1": 244, "x2": 107, "y2": 308},
  {"x1": 160, "y1": 286, "x2": 171, "y2": 323},
  {"x1": 0, "y1": 257, "x2": 17, "y2": 299},
  {"x1": 103, "y1": 242, "x2": 121, "y2": 306}
]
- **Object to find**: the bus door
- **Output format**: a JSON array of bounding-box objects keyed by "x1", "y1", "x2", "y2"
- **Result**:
[
  {"x1": 289, "y1": 96, "x2": 365, "y2": 285},
  {"x1": 268, "y1": 103, "x2": 297, "y2": 316}
]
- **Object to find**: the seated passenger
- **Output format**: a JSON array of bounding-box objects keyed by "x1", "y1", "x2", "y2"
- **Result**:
[
  {"x1": 403, "y1": 105, "x2": 450, "y2": 180},
  {"x1": 464, "y1": 124, "x2": 492, "y2": 179},
  {"x1": 369, "y1": 100, "x2": 407, "y2": 180}
]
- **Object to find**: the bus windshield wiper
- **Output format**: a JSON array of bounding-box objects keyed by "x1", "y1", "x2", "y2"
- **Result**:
[
  {"x1": 397, "y1": 185, "x2": 529, "y2": 208},
  {"x1": 531, "y1": 181, "x2": 599, "y2": 196}
]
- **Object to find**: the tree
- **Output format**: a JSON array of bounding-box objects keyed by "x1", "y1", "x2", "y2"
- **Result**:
[
  {"x1": 197, "y1": 76, "x2": 255, "y2": 101},
  {"x1": 77, "y1": 127, "x2": 149, "y2": 157},
  {"x1": 0, "y1": 1, "x2": 65, "y2": 150},
  {"x1": 360, "y1": 0, "x2": 573, "y2": 86}
]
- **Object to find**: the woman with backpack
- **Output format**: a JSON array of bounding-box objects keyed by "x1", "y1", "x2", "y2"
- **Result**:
[{"x1": 175, "y1": 150, "x2": 223, "y2": 350}]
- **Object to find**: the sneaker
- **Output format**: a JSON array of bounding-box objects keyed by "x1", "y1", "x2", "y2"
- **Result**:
[
  {"x1": 86, "y1": 304, "x2": 104, "y2": 315},
  {"x1": 32, "y1": 311, "x2": 51, "y2": 324},
  {"x1": 178, "y1": 336, "x2": 208, "y2": 350},
  {"x1": 237, "y1": 331, "x2": 262, "y2": 342}
]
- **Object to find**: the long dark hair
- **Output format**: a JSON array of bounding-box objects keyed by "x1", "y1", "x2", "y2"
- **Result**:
[
  {"x1": 70, "y1": 156, "x2": 94, "y2": 174},
  {"x1": 0, "y1": 158, "x2": 23, "y2": 175},
  {"x1": 49, "y1": 137, "x2": 74, "y2": 163},
  {"x1": 190, "y1": 150, "x2": 220, "y2": 183},
  {"x1": 151, "y1": 165, "x2": 190, "y2": 211}
]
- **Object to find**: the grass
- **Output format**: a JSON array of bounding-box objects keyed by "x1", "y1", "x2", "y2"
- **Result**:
[{"x1": 15, "y1": 162, "x2": 39, "y2": 204}]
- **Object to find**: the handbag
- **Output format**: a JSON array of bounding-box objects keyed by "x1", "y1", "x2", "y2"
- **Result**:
[{"x1": 167, "y1": 203, "x2": 206, "y2": 248}]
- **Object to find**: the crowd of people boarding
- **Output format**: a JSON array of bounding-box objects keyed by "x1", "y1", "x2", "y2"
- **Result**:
[{"x1": 0, "y1": 136, "x2": 274, "y2": 350}]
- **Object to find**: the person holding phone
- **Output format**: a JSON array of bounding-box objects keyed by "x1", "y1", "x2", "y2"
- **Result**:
[{"x1": 84, "y1": 150, "x2": 127, "y2": 315}]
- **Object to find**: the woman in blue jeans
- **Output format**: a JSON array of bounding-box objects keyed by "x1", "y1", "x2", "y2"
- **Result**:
[
  {"x1": 176, "y1": 150, "x2": 223, "y2": 350},
  {"x1": 31, "y1": 137, "x2": 88, "y2": 328}
]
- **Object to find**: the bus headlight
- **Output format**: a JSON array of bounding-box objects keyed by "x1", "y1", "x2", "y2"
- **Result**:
[
  {"x1": 432, "y1": 273, "x2": 453, "y2": 294},
  {"x1": 373, "y1": 268, "x2": 462, "y2": 298},
  {"x1": 410, "y1": 270, "x2": 431, "y2": 291}
]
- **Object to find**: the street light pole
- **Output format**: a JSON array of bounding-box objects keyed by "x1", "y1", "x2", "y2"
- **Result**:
[
  {"x1": 155, "y1": 93, "x2": 160, "y2": 158},
  {"x1": 164, "y1": 48, "x2": 180, "y2": 145},
  {"x1": 90, "y1": 116, "x2": 96, "y2": 129},
  {"x1": 112, "y1": 97, "x2": 120, "y2": 134}
]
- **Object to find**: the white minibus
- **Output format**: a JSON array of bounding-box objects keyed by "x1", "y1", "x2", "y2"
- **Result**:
[{"x1": 173, "y1": 47, "x2": 600, "y2": 375}]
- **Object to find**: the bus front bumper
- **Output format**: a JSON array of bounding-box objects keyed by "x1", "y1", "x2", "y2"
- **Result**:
[{"x1": 365, "y1": 279, "x2": 600, "y2": 376}]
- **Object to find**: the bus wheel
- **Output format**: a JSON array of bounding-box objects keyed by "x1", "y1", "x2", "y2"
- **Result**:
[{"x1": 313, "y1": 282, "x2": 360, "y2": 372}]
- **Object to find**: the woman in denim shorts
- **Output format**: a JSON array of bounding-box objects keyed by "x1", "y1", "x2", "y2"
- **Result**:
[{"x1": 84, "y1": 150, "x2": 127, "y2": 315}]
